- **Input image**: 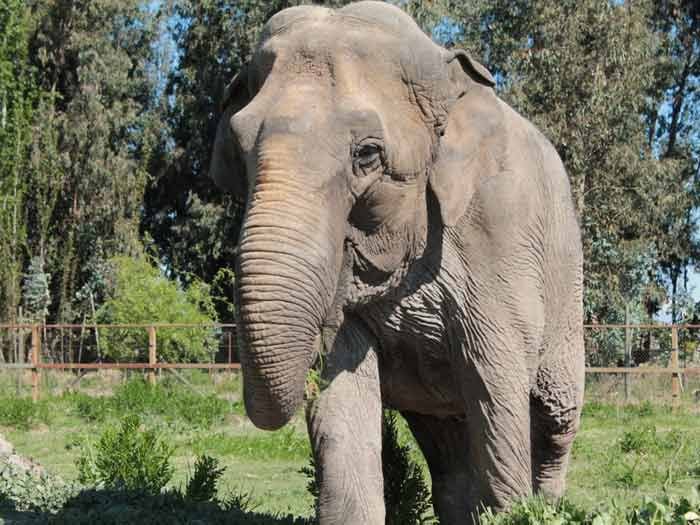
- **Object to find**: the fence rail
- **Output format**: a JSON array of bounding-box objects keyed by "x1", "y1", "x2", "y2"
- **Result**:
[
  {"x1": 0, "y1": 323, "x2": 240, "y2": 401},
  {"x1": 1, "y1": 323, "x2": 698, "y2": 406}
]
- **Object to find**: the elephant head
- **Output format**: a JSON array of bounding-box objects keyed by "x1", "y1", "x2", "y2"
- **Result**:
[{"x1": 210, "y1": 1, "x2": 497, "y2": 430}]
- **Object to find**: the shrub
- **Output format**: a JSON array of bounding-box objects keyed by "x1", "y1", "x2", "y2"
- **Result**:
[
  {"x1": 478, "y1": 496, "x2": 591, "y2": 525},
  {"x1": 382, "y1": 411, "x2": 435, "y2": 525},
  {"x1": 96, "y1": 256, "x2": 218, "y2": 363},
  {"x1": 478, "y1": 490, "x2": 700, "y2": 525},
  {"x1": 620, "y1": 424, "x2": 658, "y2": 454},
  {"x1": 77, "y1": 414, "x2": 174, "y2": 494},
  {"x1": 185, "y1": 454, "x2": 225, "y2": 502},
  {"x1": 0, "y1": 461, "x2": 76, "y2": 513},
  {"x1": 68, "y1": 392, "x2": 111, "y2": 422}
]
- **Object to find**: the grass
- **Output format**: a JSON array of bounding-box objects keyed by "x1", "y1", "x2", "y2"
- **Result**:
[
  {"x1": 0, "y1": 372, "x2": 314, "y2": 518},
  {"x1": 3, "y1": 371, "x2": 700, "y2": 522},
  {"x1": 567, "y1": 400, "x2": 700, "y2": 509}
]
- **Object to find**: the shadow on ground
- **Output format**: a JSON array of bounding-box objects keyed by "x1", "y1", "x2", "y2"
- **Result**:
[{"x1": 0, "y1": 488, "x2": 313, "y2": 525}]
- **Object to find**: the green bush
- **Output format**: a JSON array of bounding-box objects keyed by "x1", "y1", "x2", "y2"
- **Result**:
[
  {"x1": 0, "y1": 397, "x2": 51, "y2": 429},
  {"x1": 478, "y1": 496, "x2": 592, "y2": 524},
  {"x1": 77, "y1": 414, "x2": 174, "y2": 494},
  {"x1": 40, "y1": 488, "x2": 312, "y2": 525},
  {"x1": 382, "y1": 411, "x2": 435, "y2": 525},
  {"x1": 96, "y1": 256, "x2": 218, "y2": 363},
  {"x1": 0, "y1": 461, "x2": 76, "y2": 513},
  {"x1": 478, "y1": 490, "x2": 700, "y2": 525},
  {"x1": 185, "y1": 454, "x2": 225, "y2": 502},
  {"x1": 68, "y1": 392, "x2": 112, "y2": 422},
  {"x1": 620, "y1": 424, "x2": 659, "y2": 454}
]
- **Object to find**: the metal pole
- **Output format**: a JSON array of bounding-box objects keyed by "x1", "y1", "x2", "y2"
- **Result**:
[
  {"x1": 624, "y1": 303, "x2": 631, "y2": 401},
  {"x1": 228, "y1": 331, "x2": 233, "y2": 376},
  {"x1": 148, "y1": 326, "x2": 157, "y2": 386},
  {"x1": 671, "y1": 325, "x2": 680, "y2": 409},
  {"x1": 31, "y1": 324, "x2": 41, "y2": 402}
]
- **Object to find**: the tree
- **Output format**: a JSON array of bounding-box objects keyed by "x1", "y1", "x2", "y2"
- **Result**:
[
  {"x1": 0, "y1": 1, "x2": 35, "y2": 325},
  {"x1": 646, "y1": 0, "x2": 700, "y2": 322},
  {"x1": 445, "y1": 0, "x2": 694, "y2": 323},
  {"x1": 24, "y1": 0, "x2": 166, "y2": 323},
  {"x1": 96, "y1": 256, "x2": 217, "y2": 363}
]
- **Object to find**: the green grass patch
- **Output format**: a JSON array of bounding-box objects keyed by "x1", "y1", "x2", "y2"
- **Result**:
[
  {"x1": 191, "y1": 427, "x2": 310, "y2": 462},
  {"x1": 0, "y1": 397, "x2": 51, "y2": 429},
  {"x1": 3, "y1": 379, "x2": 700, "y2": 522}
]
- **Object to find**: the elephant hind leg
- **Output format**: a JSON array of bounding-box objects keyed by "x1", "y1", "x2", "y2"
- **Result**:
[
  {"x1": 403, "y1": 413, "x2": 475, "y2": 525},
  {"x1": 530, "y1": 353, "x2": 584, "y2": 499}
]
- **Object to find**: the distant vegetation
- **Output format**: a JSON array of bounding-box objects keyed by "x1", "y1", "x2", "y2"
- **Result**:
[{"x1": 1, "y1": 0, "x2": 699, "y2": 350}]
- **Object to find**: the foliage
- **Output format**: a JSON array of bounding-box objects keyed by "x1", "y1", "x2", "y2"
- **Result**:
[
  {"x1": 0, "y1": 0, "x2": 34, "y2": 326},
  {"x1": 0, "y1": 397, "x2": 51, "y2": 429},
  {"x1": 184, "y1": 454, "x2": 225, "y2": 502},
  {"x1": 65, "y1": 378, "x2": 231, "y2": 428},
  {"x1": 382, "y1": 411, "x2": 435, "y2": 525},
  {"x1": 71, "y1": 392, "x2": 112, "y2": 423},
  {"x1": 1, "y1": 415, "x2": 309, "y2": 523},
  {"x1": 0, "y1": 461, "x2": 76, "y2": 513},
  {"x1": 77, "y1": 414, "x2": 174, "y2": 494},
  {"x1": 22, "y1": 0, "x2": 166, "y2": 325},
  {"x1": 96, "y1": 256, "x2": 218, "y2": 363},
  {"x1": 21, "y1": 254, "x2": 51, "y2": 321},
  {"x1": 32, "y1": 488, "x2": 312, "y2": 525},
  {"x1": 478, "y1": 496, "x2": 593, "y2": 525},
  {"x1": 478, "y1": 490, "x2": 700, "y2": 525}
]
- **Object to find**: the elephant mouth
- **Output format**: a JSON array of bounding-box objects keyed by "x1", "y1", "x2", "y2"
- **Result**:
[
  {"x1": 342, "y1": 231, "x2": 413, "y2": 308},
  {"x1": 346, "y1": 238, "x2": 393, "y2": 286}
]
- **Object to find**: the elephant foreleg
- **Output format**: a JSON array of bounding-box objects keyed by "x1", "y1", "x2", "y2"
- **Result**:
[
  {"x1": 305, "y1": 322, "x2": 384, "y2": 525},
  {"x1": 531, "y1": 341, "x2": 584, "y2": 499},
  {"x1": 461, "y1": 357, "x2": 533, "y2": 514}
]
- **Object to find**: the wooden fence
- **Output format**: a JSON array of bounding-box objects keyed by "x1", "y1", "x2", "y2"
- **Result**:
[
  {"x1": 0, "y1": 323, "x2": 240, "y2": 401},
  {"x1": 0, "y1": 322, "x2": 699, "y2": 406}
]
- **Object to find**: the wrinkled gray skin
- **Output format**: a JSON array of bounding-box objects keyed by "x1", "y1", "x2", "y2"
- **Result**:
[{"x1": 210, "y1": 2, "x2": 584, "y2": 523}]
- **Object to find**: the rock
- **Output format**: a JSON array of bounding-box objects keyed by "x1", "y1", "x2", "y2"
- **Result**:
[{"x1": 0, "y1": 433, "x2": 44, "y2": 476}]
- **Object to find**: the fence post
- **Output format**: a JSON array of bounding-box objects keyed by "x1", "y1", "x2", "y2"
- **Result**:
[
  {"x1": 624, "y1": 304, "x2": 631, "y2": 401},
  {"x1": 148, "y1": 326, "x2": 157, "y2": 386},
  {"x1": 227, "y1": 331, "x2": 233, "y2": 376},
  {"x1": 671, "y1": 325, "x2": 680, "y2": 410},
  {"x1": 31, "y1": 324, "x2": 41, "y2": 402}
]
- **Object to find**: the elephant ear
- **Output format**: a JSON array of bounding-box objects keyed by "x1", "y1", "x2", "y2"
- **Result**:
[
  {"x1": 429, "y1": 51, "x2": 501, "y2": 227},
  {"x1": 447, "y1": 49, "x2": 495, "y2": 89},
  {"x1": 209, "y1": 66, "x2": 251, "y2": 200}
]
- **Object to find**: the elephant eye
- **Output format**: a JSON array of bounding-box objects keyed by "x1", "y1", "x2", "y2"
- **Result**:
[{"x1": 353, "y1": 141, "x2": 383, "y2": 177}]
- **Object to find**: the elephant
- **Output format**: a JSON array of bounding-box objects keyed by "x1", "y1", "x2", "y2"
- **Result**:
[{"x1": 209, "y1": 2, "x2": 584, "y2": 524}]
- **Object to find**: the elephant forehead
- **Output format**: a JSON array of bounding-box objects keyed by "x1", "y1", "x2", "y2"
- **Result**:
[{"x1": 257, "y1": 20, "x2": 408, "y2": 90}]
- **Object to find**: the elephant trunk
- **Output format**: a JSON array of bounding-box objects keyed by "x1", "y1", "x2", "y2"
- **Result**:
[{"x1": 235, "y1": 141, "x2": 343, "y2": 430}]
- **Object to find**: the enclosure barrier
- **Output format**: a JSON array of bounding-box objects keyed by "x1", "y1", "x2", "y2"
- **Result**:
[
  {"x1": 0, "y1": 323, "x2": 699, "y2": 406},
  {"x1": 0, "y1": 323, "x2": 239, "y2": 401}
]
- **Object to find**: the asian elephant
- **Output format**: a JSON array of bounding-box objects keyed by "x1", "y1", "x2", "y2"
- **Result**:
[{"x1": 209, "y1": 2, "x2": 584, "y2": 524}]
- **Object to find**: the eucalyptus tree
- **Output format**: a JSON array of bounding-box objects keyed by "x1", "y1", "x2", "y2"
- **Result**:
[
  {"x1": 24, "y1": 0, "x2": 165, "y2": 322},
  {"x1": 0, "y1": 1, "x2": 35, "y2": 326},
  {"x1": 645, "y1": 0, "x2": 700, "y2": 322}
]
